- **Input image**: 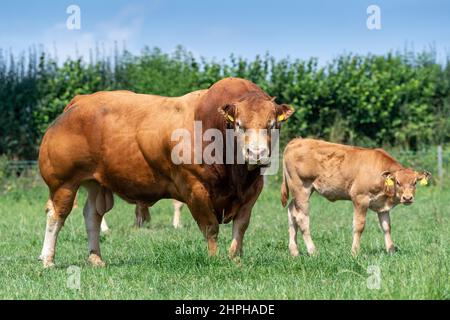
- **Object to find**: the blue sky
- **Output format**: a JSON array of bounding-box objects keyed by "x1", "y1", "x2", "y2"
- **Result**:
[{"x1": 0, "y1": 0, "x2": 449, "y2": 63}]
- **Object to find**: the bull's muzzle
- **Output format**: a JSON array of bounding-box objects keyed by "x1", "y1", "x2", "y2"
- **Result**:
[{"x1": 245, "y1": 145, "x2": 270, "y2": 166}]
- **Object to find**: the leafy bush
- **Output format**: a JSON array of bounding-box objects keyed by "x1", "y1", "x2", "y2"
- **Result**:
[{"x1": 0, "y1": 46, "x2": 449, "y2": 159}]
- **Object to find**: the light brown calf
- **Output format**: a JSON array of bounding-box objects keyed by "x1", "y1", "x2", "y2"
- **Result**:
[{"x1": 281, "y1": 138, "x2": 430, "y2": 256}]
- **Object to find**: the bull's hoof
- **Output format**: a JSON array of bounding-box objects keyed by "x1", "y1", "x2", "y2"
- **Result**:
[
  {"x1": 88, "y1": 254, "x2": 106, "y2": 267},
  {"x1": 230, "y1": 255, "x2": 242, "y2": 265},
  {"x1": 387, "y1": 246, "x2": 396, "y2": 254},
  {"x1": 173, "y1": 222, "x2": 182, "y2": 229},
  {"x1": 42, "y1": 258, "x2": 55, "y2": 268}
]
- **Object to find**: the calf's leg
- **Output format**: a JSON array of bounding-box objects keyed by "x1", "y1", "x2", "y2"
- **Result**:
[
  {"x1": 287, "y1": 201, "x2": 299, "y2": 256},
  {"x1": 288, "y1": 186, "x2": 315, "y2": 256},
  {"x1": 378, "y1": 211, "x2": 395, "y2": 253},
  {"x1": 351, "y1": 197, "x2": 369, "y2": 255}
]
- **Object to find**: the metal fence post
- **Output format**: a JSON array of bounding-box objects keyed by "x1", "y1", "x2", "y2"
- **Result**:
[{"x1": 437, "y1": 145, "x2": 443, "y2": 181}]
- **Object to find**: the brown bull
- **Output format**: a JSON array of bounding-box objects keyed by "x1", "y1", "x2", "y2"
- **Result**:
[
  {"x1": 68, "y1": 97, "x2": 185, "y2": 231},
  {"x1": 281, "y1": 138, "x2": 430, "y2": 256},
  {"x1": 38, "y1": 77, "x2": 294, "y2": 267}
]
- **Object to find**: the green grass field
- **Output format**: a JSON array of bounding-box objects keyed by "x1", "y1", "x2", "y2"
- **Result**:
[{"x1": 0, "y1": 178, "x2": 448, "y2": 299}]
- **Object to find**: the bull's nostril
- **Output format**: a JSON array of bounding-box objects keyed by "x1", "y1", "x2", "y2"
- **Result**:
[
  {"x1": 247, "y1": 148, "x2": 260, "y2": 159},
  {"x1": 260, "y1": 148, "x2": 269, "y2": 158}
]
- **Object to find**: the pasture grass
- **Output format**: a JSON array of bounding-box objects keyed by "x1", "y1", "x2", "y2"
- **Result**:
[{"x1": 0, "y1": 178, "x2": 448, "y2": 299}]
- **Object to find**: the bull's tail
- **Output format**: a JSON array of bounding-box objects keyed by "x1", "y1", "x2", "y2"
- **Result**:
[{"x1": 281, "y1": 162, "x2": 289, "y2": 207}]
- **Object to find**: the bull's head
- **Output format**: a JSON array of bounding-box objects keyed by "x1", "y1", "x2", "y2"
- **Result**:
[
  {"x1": 218, "y1": 92, "x2": 294, "y2": 168},
  {"x1": 382, "y1": 169, "x2": 431, "y2": 205}
]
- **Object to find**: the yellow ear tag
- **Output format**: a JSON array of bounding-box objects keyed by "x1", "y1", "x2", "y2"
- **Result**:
[
  {"x1": 277, "y1": 114, "x2": 286, "y2": 122},
  {"x1": 385, "y1": 178, "x2": 394, "y2": 186},
  {"x1": 419, "y1": 178, "x2": 428, "y2": 186},
  {"x1": 226, "y1": 115, "x2": 234, "y2": 122}
]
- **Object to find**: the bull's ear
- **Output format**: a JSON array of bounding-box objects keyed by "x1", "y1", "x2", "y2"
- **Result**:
[
  {"x1": 381, "y1": 171, "x2": 395, "y2": 196},
  {"x1": 218, "y1": 104, "x2": 236, "y2": 123},
  {"x1": 417, "y1": 171, "x2": 431, "y2": 186},
  {"x1": 276, "y1": 104, "x2": 295, "y2": 122}
]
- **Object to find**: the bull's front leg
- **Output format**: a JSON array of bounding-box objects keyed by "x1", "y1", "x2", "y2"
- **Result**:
[
  {"x1": 378, "y1": 211, "x2": 395, "y2": 254},
  {"x1": 228, "y1": 206, "x2": 251, "y2": 260},
  {"x1": 351, "y1": 196, "x2": 369, "y2": 256},
  {"x1": 184, "y1": 183, "x2": 220, "y2": 257},
  {"x1": 229, "y1": 178, "x2": 263, "y2": 260}
]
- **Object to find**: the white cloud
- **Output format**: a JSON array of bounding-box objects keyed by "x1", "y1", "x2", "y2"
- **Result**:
[{"x1": 40, "y1": 5, "x2": 146, "y2": 61}]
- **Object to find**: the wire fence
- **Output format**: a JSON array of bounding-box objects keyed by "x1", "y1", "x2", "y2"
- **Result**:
[{"x1": 2, "y1": 145, "x2": 449, "y2": 182}]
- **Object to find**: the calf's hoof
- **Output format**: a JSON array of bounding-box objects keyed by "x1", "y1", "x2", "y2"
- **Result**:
[
  {"x1": 88, "y1": 254, "x2": 106, "y2": 267},
  {"x1": 289, "y1": 245, "x2": 299, "y2": 257},
  {"x1": 307, "y1": 245, "x2": 317, "y2": 256}
]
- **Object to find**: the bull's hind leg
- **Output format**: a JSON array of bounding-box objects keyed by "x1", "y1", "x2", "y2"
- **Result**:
[
  {"x1": 83, "y1": 183, "x2": 114, "y2": 266},
  {"x1": 40, "y1": 186, "x2": 77, "y2": 268},
  {"x1": 288, "y1": 185, "x2": 316, "y2": 256},
  {"x1": 100, "y1": 218, "x2": 110, "y2": 233},
  {"x1": 134, "y1": 202, "x2": 150, "y2": 228},
  {"x1": 172, "y1": 200, "x2": 184, "y2": 229}
]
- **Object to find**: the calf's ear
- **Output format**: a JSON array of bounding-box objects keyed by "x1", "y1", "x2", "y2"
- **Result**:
[
  {"x1": 276, "y1": 104, "x2": 295, "y2": 122},
  {"x1": 381, "y1": 171, "x2": 395, "y2": 197},
  {"x1": 417, "y1": 171, "x2": 431, "y2": 186},
  {"x1": 218, "y1": 104, "x2": 236, "y2": 123}
]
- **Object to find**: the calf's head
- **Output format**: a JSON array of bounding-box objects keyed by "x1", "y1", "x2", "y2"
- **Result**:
[
  {"x1": 382, "y1": 169, "x2": 430, "y2": 205},
  {"x1": 219, "y1": 92, "x2": 294, "y2": 167}
]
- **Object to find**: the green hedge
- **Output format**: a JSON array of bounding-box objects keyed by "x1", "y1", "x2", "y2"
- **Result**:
[{"x1": 0, "y1": 46, "x2": 449, "y2": 159}]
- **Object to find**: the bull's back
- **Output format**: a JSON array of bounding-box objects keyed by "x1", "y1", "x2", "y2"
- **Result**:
[{"x1": 39, "y1": 91, "x2": 193, "y2": 200}]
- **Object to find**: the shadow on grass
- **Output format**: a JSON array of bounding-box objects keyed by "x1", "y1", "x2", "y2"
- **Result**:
[{"x1": 362, "y1": 246, "x2": 408, "y2": 256}]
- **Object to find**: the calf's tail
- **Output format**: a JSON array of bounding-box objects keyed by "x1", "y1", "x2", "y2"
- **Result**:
[{"x1": 281, "y1": 162, "x2": 289, "y2": 207}]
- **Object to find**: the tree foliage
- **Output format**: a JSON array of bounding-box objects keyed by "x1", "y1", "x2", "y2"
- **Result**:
[{"x1": 0, "y1": 46, "x2": 448, "y2": 159}]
